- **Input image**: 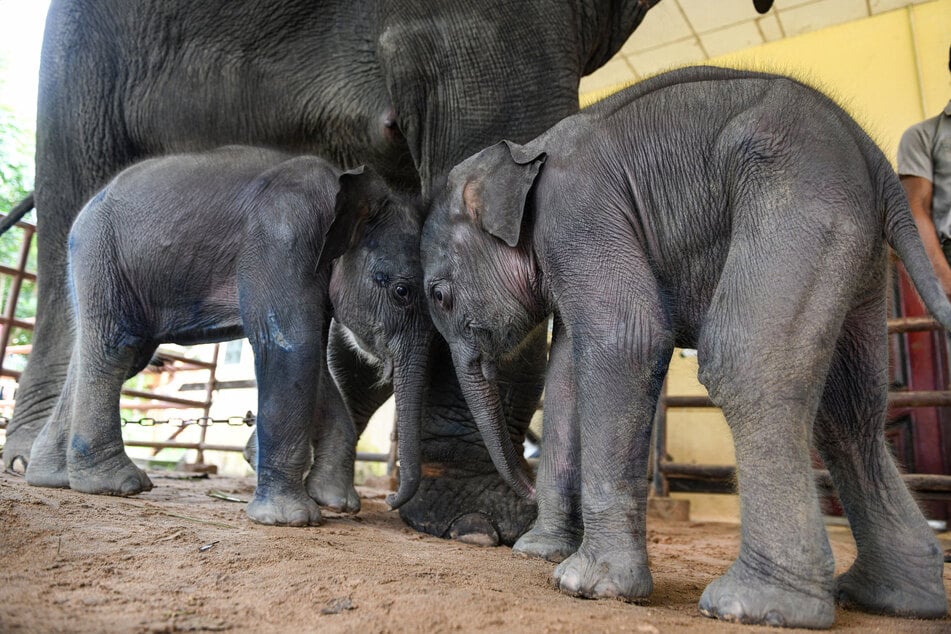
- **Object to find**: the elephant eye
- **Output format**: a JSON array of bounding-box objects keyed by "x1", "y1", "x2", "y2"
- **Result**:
[
  {"x1": 431, "y1": 285, "x2": 452, "y2": 311},
  {"x1": 392, "y1": 283, "x2": 412, "y2": 305}
]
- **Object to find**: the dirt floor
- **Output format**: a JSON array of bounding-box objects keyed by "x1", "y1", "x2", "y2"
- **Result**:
[{"x1": 1, "y1": 470, "x2": 949, "y2": 634}]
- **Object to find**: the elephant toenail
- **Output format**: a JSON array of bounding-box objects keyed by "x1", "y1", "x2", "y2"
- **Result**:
[
  {"x1": 718, "y1": 599, "x2": 744, "y2": 622},
  {"x1": 448, "y1": 512, "x2": 499, "y2": 547},
  {"x1": 764, "y1": 610, "x2": 786, "y2": 627}
]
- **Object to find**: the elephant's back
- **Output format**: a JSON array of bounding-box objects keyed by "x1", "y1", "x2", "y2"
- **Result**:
[
  {"x1": 69, "y1": 146, "x2": 295, "y2": 281},
  {"x1": 103, "y1": 146, "x2": 291, "y2": 227}
]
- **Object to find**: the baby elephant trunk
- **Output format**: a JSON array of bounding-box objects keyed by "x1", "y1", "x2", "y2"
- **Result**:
[
  {"x1": 385, "y1": 341, "x2": 431, "y2": 509},
  {"x1": 451, "y1": 342, "x2": 536, "y2": 502}
]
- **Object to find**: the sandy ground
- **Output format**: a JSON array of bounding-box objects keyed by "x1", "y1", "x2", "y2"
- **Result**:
[{"x1": 1, "y1": 470, "x2": 949, "y2": 634}]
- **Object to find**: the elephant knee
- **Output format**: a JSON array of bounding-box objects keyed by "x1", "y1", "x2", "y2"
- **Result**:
[{"x1": 696, "y1": 343, "x2": 750, "y2": 408}]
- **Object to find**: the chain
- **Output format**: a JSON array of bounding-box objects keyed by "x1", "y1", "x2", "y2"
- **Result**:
[
  {"x1": 120, "y1": 413, "x2": 256, "y2": 428},
  {"x1": 0, "y1": 412, "x2": 256, "y2": 430}
]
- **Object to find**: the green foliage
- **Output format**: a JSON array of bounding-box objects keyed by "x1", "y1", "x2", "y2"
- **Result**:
[
  {"x1": 0, "y1": 106, "x2": 33, "y2": 207},
  {"x1": 0, "y1": 99, "x2": 36, "y2": 356}
]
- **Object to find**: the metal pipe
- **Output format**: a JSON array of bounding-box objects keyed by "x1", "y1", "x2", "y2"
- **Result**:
[
  {"x1": 120, "y1": 388, "x2": 210, "y2": 409},
  {"x1": 663, "y1": 390, "x2": 951, "y2": 409},
  {"x1": 153, "y1": 349, "x2": 218, "y2": 369},
  {"x1": 887, "y1": 316, "x2": 942, "y2": 334},
  {"x1": 0, "y1": 317, "x2": 35, "y2": 331},
  {"x1": 126, "y1": 440, "x2": 246, "y2": 453},
  {"x1": 658, "y1": 461, "x2": 951, "y2": 494},
  {"x1": 357, "y1": 452, "x2": 391, "y2": 463},
  {"x1": 195, "y1": 344, "x2": 220, "y2": 464},
  {"x1": 0, "y1": 265, "x2": 36, "y2": 282}
]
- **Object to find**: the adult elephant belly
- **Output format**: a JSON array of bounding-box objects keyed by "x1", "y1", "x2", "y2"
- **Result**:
[{"x1": 120, "y1": 46, "x2": 418, "y2": 191}]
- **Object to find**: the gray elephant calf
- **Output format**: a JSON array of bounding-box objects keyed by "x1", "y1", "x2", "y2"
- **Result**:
[
  {"x1": 26, "y1": 146, "x2": 431, "y2": 526},
  {"x1": 421, "y1": 66, "x2": 949, "y2": 628}
]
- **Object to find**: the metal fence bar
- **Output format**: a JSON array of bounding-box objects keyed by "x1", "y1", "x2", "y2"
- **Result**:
[
  {"x1": 663, "y1": 390, "x2": 951, "y2": 410},
  {"x1": 195, "y1": 344, "x2": 220, "y2": 464},
  {"x1": 119, "y1": 388, "x2": 210, "y2": 409},
  {"x1": 0, "y1": 264, "x2": 35, "y2": 282},
  {"x1": 0, "y1": 221, "x2": 35, "y2": 367},
  {"x1": 661, "y1": 461, "x2": 951, "y2": 495}
]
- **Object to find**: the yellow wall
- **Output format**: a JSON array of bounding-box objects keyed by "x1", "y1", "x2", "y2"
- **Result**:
[
  {"x1": 581, "y1": 1, "x2": 950, "y2": 522},
  {"x1": 708, "y1": 0, "x2": 950, "y2": 161}
]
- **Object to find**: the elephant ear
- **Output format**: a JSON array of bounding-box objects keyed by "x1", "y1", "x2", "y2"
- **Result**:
[
  {"x1": 317, "y1": 166, "x2": 373, "y2": 270},
  {"x1": 459, "y1": 140, "x2": 546, "y2": 248}
]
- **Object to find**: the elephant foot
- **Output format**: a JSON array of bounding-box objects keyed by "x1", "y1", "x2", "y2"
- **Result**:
[
  {"x1": 552, "y1": 543, "x2": 652, "y2": 600},
  {"x1": 835, "y1": 555, "x2": 947, "y2": 619},
  {"x1": 24, "y1": 430, "x2": 69, "y2": 488},
  {"x1": 3, "y1": 436, "x2": 33, "y2": 473},
  {"x1": 699, "y1": 561, "x2": 835, "y2": 629},
  {"x1": 449, "y1": 513, "x2": 500, "y2": 546},
  {"x1": 24, "y1": 457, "x2": 70, "y2": 489},
  {"x1": 67, "y1": 442, "x2": 153, "y2": 496},
  {"x1": 513, "y1": 525, "x2": 580, "y2": 562},
  {"x1": 399, "y1": 466, "x2": 537, "y2": 546},
  {"x1": 305, "y1": 469, "x2": 360, "y2": 514},
  {"x1": 1, "y1": 413, "x2": 50, "y2": 471},
  {"x1": 247, "y1": 489, "x2": 323, "y2": 527}
]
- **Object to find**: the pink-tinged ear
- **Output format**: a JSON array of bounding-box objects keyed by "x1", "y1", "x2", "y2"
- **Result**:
[
  {"x1": 462, "y1": 180, "x2": 482, "y2": 221},
  {"x1": 480, "y1": 141, "x2": 546, "y2": 248},
  {"x1": 451, "y1": 140, "x2": 546, "y2": 248}
]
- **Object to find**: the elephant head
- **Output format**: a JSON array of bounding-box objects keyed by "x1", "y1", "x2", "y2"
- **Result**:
[
  {"x1": 319, "y1": 166, "x2": 433, "y2": 508},
  {"x1": 421, "y1": 141, "x2": 549, "y2": 501}
]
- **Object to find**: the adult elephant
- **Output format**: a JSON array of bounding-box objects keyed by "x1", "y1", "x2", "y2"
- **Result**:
[{"x1": 7, "y1": 0, "x2": 772, "y2": 544}]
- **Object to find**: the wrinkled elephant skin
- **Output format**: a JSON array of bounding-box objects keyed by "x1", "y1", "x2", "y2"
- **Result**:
[
  {"x1": 10, "y1": 0, "x2": 771, "y2": 543},
  {"x1": 25, "y1": 147, "x2": 430, "y2": 527},
  {"x1": 421, "y1": 67, "x2": 949, "y2": 627}
]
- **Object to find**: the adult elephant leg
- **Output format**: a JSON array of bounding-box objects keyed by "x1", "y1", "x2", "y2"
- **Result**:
[
  {"x1": 5, "y1": 19, "x2": 138, "y2": 468},
  {"x1": 23, "y1": 346, "x2": 80, "y2": 489},
  {"x1": 2, "y1": 196, "x2": 76, "y2": 469},
  {"x1": 513, "y1": 317, "x2": 582, "y2": 562},
  {"x1": 814, "y1": 295, "x2": 946, "y2": 618},
  {"x1": 399, "y1": 325, "x2": 546, "y2": 546}
]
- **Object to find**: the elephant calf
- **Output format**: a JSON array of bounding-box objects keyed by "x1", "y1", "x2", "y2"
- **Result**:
[
  {"x1": 421, "y1": 66, "x2": 949, "y2": 628},
  {"x1": 26, "y1": 146, "x2": 431, "y2": 526}
]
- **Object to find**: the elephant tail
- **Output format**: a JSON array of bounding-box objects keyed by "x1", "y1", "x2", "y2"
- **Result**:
[
  {"x1": 0, "y1": 192, "x2": 35, "y2": 236},
  {"x1": 882, "y1": 167, "x2": 951, "y2": 332}
]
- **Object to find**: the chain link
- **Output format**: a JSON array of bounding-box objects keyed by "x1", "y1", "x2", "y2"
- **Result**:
[{"x1": 0, "y1": 412, "x2": 256, "y2": 430}]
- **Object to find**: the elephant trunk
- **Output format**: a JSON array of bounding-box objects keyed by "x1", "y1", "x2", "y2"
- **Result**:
[
  {"x1": 385, "y1": 339, "x2": 430, "y2": 509},
  {"x1": 451, "y1": 343, "x2": 535, "y2": 502}
]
